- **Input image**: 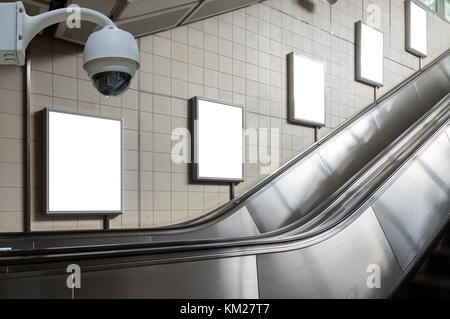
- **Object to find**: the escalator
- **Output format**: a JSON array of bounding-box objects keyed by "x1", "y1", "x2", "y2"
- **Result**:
[
  {"x1": 1, "y1": 50, "x2": 449, "y2": 249},
  {"x1": 0, "y1": 52, "x2": 449, "y2": 298}
]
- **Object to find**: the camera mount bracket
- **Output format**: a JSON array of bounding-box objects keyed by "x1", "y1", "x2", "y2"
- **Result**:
[{"x1": 0, "y1": 1, "x2": 114, "y2": 65}]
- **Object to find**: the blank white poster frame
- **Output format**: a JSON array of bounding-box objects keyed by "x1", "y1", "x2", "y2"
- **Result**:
[
  {"x1": 405, "y1": 0, "x2": 427, "y2": 58},
  {"x1": 45, "y1": 108, "x2": 123, "y2": 215},
  {"x1": 288, "y1": 52, "x2": 326, "y2": 127},
  {"x1": 355, "y1": 21, "x2": 384, "y2": 87},
  {"x1": 192, "y1": 97, "x2": 244, "y2": 183}
]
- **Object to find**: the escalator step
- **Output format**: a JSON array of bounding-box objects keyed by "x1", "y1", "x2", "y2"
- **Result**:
[{"x1": 407, "y1": 273, "x2": 450, "y2": 298}]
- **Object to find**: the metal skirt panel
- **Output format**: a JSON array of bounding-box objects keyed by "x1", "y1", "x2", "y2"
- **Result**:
[
  {"x1": 76, "y1": 254, "x2": 259, "y2": 299},
  {"x1": 256, "y1": 207, "x2": 402, "y2": 298},
  {"x1": 372, "y1": 128, "x2": 450, "y2": 270},
  {"x1": 0, "y1": 255, "x2": 259, "y2": 299},
  {"x1": 0, "y1": 271, "x2": 72, "y2": 299}
]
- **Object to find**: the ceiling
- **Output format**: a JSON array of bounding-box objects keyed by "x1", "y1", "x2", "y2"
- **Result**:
[{"x1": 20, "y1": 0, "x2": 266, "y2": 45}]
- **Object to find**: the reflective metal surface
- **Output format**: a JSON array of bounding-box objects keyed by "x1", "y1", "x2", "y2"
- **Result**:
[
  {"x1": 372, "y1": 129, "x2": 450, "y2": 270},
  {"x1": 0, "y1": 270, "x2": 72, "y2": 299},
  {"x1": 257, "y1": 208, "x2": 402, "y2": 298},
  {"x1": 0, "y1": 255, "x2": 259, "y2": 299},
  {"x1": 81, "y1": 256, "x2": 259, "y2": 298},
  {"x1": 247, "y1": 153, "x2": 337, "y2": 233},
  {"x1": 371, "y1": 84, "x2": 426, "y2": 148},
  {"x1": 414, "y1": 56, "x2": 450, "y2": 106},
  {"x1": 318, "y1": 110, "x2": 382, "y2": 187},
  {"x1": 151, "y1": 206, "x2": 260, "y2": 241}
]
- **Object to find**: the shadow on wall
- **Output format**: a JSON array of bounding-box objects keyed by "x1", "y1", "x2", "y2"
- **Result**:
[
  {"x1": 297, "y1": 0, "x2": 338, "y2": 11},
  {"x1": 297, "y1": 0, "x2": 315, "y2": 12}
]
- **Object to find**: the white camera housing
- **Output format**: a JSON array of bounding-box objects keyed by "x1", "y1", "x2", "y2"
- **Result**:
[
  {"x1": 0, "y1": 2, "x2": 25, "y2": 65},
  {"x1": 83, "y1": 27, "x2": 140, "y2": 96}
]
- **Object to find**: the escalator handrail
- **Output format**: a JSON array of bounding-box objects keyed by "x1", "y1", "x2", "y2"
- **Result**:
[
  {"x1": 1, "y1": 50, "x2": 449, "y2": 241},
  {"x1": 1, "y1": 96, "x2": 448, "y2": 266}
]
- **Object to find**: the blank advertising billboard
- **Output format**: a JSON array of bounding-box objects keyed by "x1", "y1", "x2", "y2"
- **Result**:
[
  {"x1": 192, "y1": 97, "x2": 244, "y2": 182},
  {"x1": 288, "y1": 52, "x2": 326, "y2": 127},
  {"x1": 405, "y1": 0, "x2": 427, "y2": 57},
  {"x1": 355, "y1": 21, "x2": 384, "y2": 87},
  {"x1": 46, "y1": 109, "x2": 123, "y2": 215}
]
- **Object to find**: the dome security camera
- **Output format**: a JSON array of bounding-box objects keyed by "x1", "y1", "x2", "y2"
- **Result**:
[
  {"x1": 83, "y1": 27, "x2": 140, "y2": 96},
  {"x1": 0, "y1": 1, "x2": 140, "y2": 96}
]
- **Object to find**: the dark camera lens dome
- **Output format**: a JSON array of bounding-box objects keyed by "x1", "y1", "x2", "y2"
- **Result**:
[{"x1": 91, "y1": 71, "x2": 131, "y2": 96}]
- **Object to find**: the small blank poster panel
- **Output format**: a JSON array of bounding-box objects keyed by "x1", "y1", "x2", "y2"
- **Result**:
[
  {"x1": 405, "y1": 0, "x2": 427, "y2": 57},
  {"x1": 47, "y1": 109, "x2": 122, "y2": 214},
  {"x1": 288, "y1": 52, "x2": 325, "y2": 127},
  {"x1": 355, "y1": 21, "x2": 384, "y2": 87},
  {"x1": 194, "y1": 98, "x2": 244, "y2": 182}
]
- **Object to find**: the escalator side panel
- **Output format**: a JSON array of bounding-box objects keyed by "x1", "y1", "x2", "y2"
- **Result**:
[
  {"x1": 246, "y1": 153, "x2": 336, "y2": 233},
  {"x1": 0, "y1": 255, "x2": 260, "y2": 298},
  {"x1": 76, "y1": 255, "x2": 259, "y2": 298},
  {"x1": 318, "y1": 111, "x2": 382, "y2": 188},
  {"x1": 151, "y1": 206, "x2": 260, "y2": 241},
  {"x1": 414, "y1": 57, "x2": 450, "y2": 107},
  {"x1": 372, "y1": 131, "x2": 450, "y2": 270},
  {"x1": 0, "y1": 271, "x2": 72, "y2": 299},
  {"x1": 257, "y1": 207, "x2": 402, "y2": 298},
  {"x1": 372, "y1": 84, "x2": 425, "y2": 148}
]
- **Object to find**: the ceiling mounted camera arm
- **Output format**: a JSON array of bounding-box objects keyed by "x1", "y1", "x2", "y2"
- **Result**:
[
  {"x1": 21, "y1": 5, "x2": 115, "y2": 49},
  {"x1": 0, "y1": 1, "x2": 116, "y2": 65}
]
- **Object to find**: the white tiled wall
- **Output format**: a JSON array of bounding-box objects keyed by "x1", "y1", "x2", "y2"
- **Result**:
[
  {"x1": 0, "y1": 0, "x2": 449, "y2": 232},
  {"x1": 0, "y1": 64, "x2": 24, "y2": 232}
]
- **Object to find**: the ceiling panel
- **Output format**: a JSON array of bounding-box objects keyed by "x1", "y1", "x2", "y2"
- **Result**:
[
  {"x1": 54, "y1": 0, "x2": 119, "y2": 45},
  {"x1": 120, "y1": 0, "x2": 198, "y2": 20},
  {"x1": 34, "y1": 0, "x2": 266, "y2": 44},
  {"x1": 117, "y1": 3, "x2": 196, "y2": 37},
  {"x1": 183, "y1": 0, "x2": 259, "y2": 24},
  {"x1": 23, "y1": 0, "x2": 50, "y2": 16}
]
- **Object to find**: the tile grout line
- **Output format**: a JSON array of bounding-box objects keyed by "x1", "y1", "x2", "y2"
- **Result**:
[
  {"x1": 137, "y1": 38, "x2": 142, "y2": 228},
  {"x1": 50, "y1": 39, "x2": 54, "y2": 231},
  {"x1": 152, "y1": 36, "x2": 155, "y2": 227}
]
